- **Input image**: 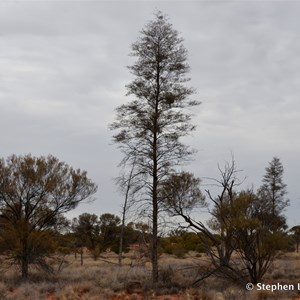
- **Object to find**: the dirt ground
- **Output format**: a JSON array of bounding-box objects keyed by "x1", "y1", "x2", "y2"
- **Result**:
[{"x1": 1, "y1": 252, "x2": 300, "y2": 299}]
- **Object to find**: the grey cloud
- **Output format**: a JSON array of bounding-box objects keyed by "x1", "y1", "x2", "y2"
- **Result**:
[{"x1": 0, "y1": 1, "x2": 299, "y2": 225}]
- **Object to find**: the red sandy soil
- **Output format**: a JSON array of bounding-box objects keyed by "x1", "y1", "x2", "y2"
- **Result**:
[
  {"x1": 110, "y1": 293, "x2": 186, "y2": 300},
  {"x1": 6, "y1": 288, "x2": 300, "y2": 300},
  {"x1": 6, "y1": 288, "x2": 185, "y2": 300}
]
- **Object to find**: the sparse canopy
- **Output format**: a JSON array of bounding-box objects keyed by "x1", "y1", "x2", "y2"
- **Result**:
[
  {"x1": 259, "y1": 157, "x2": 288, "y2": 215},
  {"x1": 257, "y1": 157, "x2": 289, "y2": 232},
  {"x1": 110, "y1": 11, "x2": 199, "y2": 171},
  {"x1": 110, "y1": 11, "x2": 199, "y2": 284}
]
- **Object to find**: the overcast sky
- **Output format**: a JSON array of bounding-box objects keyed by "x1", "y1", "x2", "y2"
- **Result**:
[{"x1": 1, "y1": 0, "x2": 299, "y2": 226}]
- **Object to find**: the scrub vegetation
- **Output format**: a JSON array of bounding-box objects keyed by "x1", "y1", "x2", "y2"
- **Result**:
[{"x1": 0, "y1": 252, "x2": 299, "y2": 299}]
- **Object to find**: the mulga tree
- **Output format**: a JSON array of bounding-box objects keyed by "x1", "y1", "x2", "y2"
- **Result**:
[
  {"x1": 110, "y1": 11, "x2": 199, "y2": 284},
  {"x1": 0, "y1": 154, "x2": 97, "y2": 278},
  {"x1": 163, "y1": 162, "x2": 244, "y2": 282},
  {"x1": 72, "y1": 213, "x2": 100, "y2": 263},
  {"x1": 164, "y1": 160, "x2": 290, "y2": 284},
  {"x1": 99, "y1": 213, "x2": 121, "y2": 252}
]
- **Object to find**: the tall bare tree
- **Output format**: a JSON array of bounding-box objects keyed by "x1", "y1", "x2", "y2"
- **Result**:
[
  {"x1": 110, "y1": 11, "x2": 199, "y2": 284},
  {"x1": 164, "y1": 161, "x2": 245, "y2": 283},
  {"x1": 116, "y1": 160, "x2": 143, "y2": 266}
]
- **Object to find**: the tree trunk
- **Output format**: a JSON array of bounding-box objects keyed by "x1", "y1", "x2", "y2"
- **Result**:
[
  {"x1": 152, "y1": 193, "x2": 159, "y2": 285},
  {"x1": 118, "y1": 162, "x2": 135, "y2": 266},
  {"x1": 151, "y1": 152, "x2": 159, "y2": 284},
  {"x1": 151, "y1": 161, "x2": 159, "y2": 285},
  {"x1": 151, "y1": 97, "x2": 159, "y2": 285},
  {"x1": 21, "y1": 243, "x2": 29, "y2": 279},
  {"x1": 118, "y1": 219, "x2": 125, "y2": 266},
  {"x1": 21, "y1": 257, "x2": 29, "y2": 279},
  {"x1": 80, "y1": 246, "x2": 83, "y2": 266}
]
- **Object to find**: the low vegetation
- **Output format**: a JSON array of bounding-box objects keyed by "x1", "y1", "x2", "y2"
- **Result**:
[{"x1": 0, "y1": 251, "x2": 299, "y2": 299}]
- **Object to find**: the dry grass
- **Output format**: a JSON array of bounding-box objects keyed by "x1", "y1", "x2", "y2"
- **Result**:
[{"x1": 0, "y1": 252, "x2": 300, "y2": 299}]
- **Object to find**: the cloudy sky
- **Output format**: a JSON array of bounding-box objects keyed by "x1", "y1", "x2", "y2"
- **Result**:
[{"x1": 1, "y1": 0, "x2": 299, "y2": 226}]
